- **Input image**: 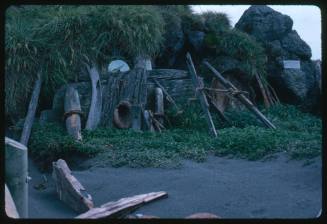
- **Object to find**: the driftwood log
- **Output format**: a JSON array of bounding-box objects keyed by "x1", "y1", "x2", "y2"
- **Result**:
[
  {"x1": 186, "y1": 53, "x2": 218, "y2": 137},
  {"x1": 76, "y1": 191, "x2": 168, "y2": 219},
  {"x1": 85, "y1": 64, "x2": 102, "y2": 130},
  {"x1": 52, "y1": 159, "x2": 94, "y2": 213},
  {"x1": 5, "y1": 184, "x2": 19, "y2": 218},
  {"x1": 5, "y1": 137, "x2": 28, "y2": 218},
  {"x1": 20, "y1": 73, "x2": 42, "y2": 146},
  {"x1": 203, "y1": 61, "x2": 276, "y2": 130},
  {"x1": 64, "y1": 86, "x2": 82, "y2": 141}
]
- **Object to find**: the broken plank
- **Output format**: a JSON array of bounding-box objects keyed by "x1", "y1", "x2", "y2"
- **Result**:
[
  {"x1": 52, "y1": 159, "x2": 94, "y2": 213},
  {"x1": 186, "y1": 53, "x2": 218, "y2": 137},
  {"x1": 75, "y1": 191, "x2": 168, "y2": 219}
]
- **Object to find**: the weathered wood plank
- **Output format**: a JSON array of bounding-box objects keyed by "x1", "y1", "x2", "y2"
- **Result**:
[
  {"x1": 5, "y1": 184, "x2": 19, "y2": 218},
  {"x1": 76, "y1": 191, "x2": 168, "y2": 219},
  {"x1": 64, "y1": 86, "x2": 82, "y2": 141},
  {"x1": 5, "y1": 137, "x2": 28, "y2": 218},
  {"x1": 20, "y1": 73, "x2": 42, "y2": 146},
  {"x1": 154, "y1": 87, "x2": 164, "y2": 125},
  {"x1": 85, "y1": 64, "x2": 102, "y2": 130},
  {"x1": 203, "y1": 61, "x2": 276, "y2": 129},
  {"x1": 186, "y1": 53, "x2": 218, "y2": 137},
  {"x1": 52, "y1": 159, "x2": 94, "y2": 213}
]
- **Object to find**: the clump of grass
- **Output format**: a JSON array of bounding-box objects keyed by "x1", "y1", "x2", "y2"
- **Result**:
[{"x1": 29, "y1": 104, "x2": 321, "y2": 170}]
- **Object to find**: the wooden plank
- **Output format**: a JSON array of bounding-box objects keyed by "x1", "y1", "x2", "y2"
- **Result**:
[
  {"x1": 52, "y1": 159, "x2": 94, "y2": 213},
  {"x1": 5, "y1": 184, "x2": 19, "y2": 218},
  {"x1": 75, "y1": 191, "x2": 168, "y2": 219},
  {"x1": 64, "y1": 86, "x2": 82, "y2": 141},
  {"x1": 5, "y1": 137, "x2": 28, "y2": 218},
  {"x1": 154, "y1": 87, "x2": 164, "y2": 125},
  {"x1": 206, "y1": 93, "x2": 231, "y2": 124},
  {"x1": 203, "y1": 61, "x2": 276, "y2": 130},
  {"x1": 255, "y1": 72, "x2": 270, "y2": 108},
  {"x1": 85, "y1": 64, "x2": 102, "y2": 130},
  {"x1": 20, "y1": 72, "x2": 42, "y2": 146},
  {"x1": 186, "y1": 53, "x2": 218, "y2": 137}
]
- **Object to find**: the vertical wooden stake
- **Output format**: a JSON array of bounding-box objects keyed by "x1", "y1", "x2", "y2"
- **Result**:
[
  {"x1": 5, "y1": 137, "x2": 28, "y2": 218},
  {"x1": 154, "y1": 87, "x2": 164, "y2": 125},
  {"x1": 20, "y1": 72, "x2": 42, "y2": 146},
  {"x1": 186, "y1": 53, "x2": 218, "y2": 137}
]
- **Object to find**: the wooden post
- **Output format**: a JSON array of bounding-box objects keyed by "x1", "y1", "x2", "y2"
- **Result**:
[
  {"x1": 131, "y1": 105, "x2": 142, "y2": 131},
  {"x1": 203, "y1": 61, "x2": 276, "y2": 130},
  {"x1": 5, "y1": 184, "x2": 19, "y2": 218},
  {"x1": 20, "y1": 73, "x2": 42, "y2": 146},
  {"x1": 154, "y1": 87, "x2": 164, "y2": 125},
  {"x1": 5, "y1": 137, "x2": 28, "y2": 218},
  {"x1": 76, "y1": 191, "x2": 168, "y2": 219},
  {"x1": 64, "y1": 86, "x2": 82, "y2": 141},
  {"x1": 85, "y1": 64, "x2": 102, "y2": 130},
  {"x1": 206, "y1": 94, "x2": 231, "y2": 124},
  {"x1": 186, "y1": 53, "x2": 218, "y2": 137},
  {"x1": 142, "y1": 110, "x2": 154, "y2": 132},
  {"x1": 52, "y1": 159, "x2": 94, "y2": 213},
  {"x1": 255, "y1": 72, "x2": 270, "y2": 108}
]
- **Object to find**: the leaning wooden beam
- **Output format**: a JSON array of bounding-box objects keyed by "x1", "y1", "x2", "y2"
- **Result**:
[
  {"x1": 5, "y1": 184, "x2": 20, "y2": 218},
  {"x1": 203, "y1": 61, "x2": 276, "y2": 130},
  {"x1": 152, "y1": 78, "x2": 181, "y2": 113},
  {"x1": 75, "y1": 191, "x2": 168, "y2": 219},
  {"x1": 186, "y1": 53, "x2": 218, "y2": 137},
  {"x1": 64, "y1": 86, "x2": 83, "y2": 141},
  {"x1": 255, "y1": 72, "x2": 270, "y2": 108},
  {"x1": 85, "y1": 64, "x2": 102, "y2": 130},
  {"x1": 20, "y1": 72, "x2": 42, "y2": 146},
  {"x1": 206, "y1": 93, "x2": 231, "y2": 125},
  {"x1": 52, "y1": 159, "x2": 94, "y2": 213},
  {"x1": 5, "y1": 137, "x2": 28, "y2": 218},
  {"x1": 154, "y1": 87, "x2": 164, "y2": 125}
]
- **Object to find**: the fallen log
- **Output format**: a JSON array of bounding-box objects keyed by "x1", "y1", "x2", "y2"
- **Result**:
[
  {"x1": 20, "y1": 72, "x2": 42, "y2": 146},
  {"x1": 186, "y1": 53, "x2": 218, "y2": 137},
  {"x1": 76, "y1": 191, "x2": 168, "y2": 219},
  {"x1": 85, "y1": 64, "x2": 102, "y2": 130},
  {"x1": 5, "y1": 137, "x2": 28, "y2": 218},
  {"x1": 64, "y1": 86, "x2": 83, "y2": 141},
  {"x1": 52, "y1": 159, "x2": 94, "y2": 213},
  {"x1": 203, "y1": 61, "x2": 276, "y2": 130}
]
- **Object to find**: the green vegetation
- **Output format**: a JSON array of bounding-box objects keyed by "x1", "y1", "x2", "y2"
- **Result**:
[
  {"x1": 5, "y1": 5, "x2": 165, "y2": 123},
  {"x1": 29, "y1": 104, "x2": 321, "y2": 170}
]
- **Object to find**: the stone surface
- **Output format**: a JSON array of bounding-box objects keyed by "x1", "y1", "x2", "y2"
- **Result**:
[{"x1": 236, "y1": 5, "x2": 320, "y2": 112}]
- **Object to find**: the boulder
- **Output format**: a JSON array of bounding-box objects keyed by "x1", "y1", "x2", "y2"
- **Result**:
[
  {"x1": 236, "y1": 5, "x2": 320, "y2": 112},
  {"x1": 235, "y1": 5, "x2": 293, "y2": 42}
]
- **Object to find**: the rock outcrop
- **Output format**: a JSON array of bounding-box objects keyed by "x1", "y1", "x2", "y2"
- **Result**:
[{"x1": 235, "y1": 5, "x2": 321, "y2": 113}]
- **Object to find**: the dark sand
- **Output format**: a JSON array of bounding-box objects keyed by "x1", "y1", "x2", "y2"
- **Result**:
[{"x1": 28, "y1": 153, "x2": 322, "y2": 219}]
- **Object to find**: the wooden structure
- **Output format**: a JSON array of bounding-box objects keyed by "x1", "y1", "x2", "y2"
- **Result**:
[
  {"x1": 154, "y1": 87, "x2": 164, "y2": 125},
  {"x1": 5, "y1": 184, "x2": 19, "y2": 218},
  {"x1": 64, "y1": 86, "x2": 83, "y2": 140},
  {"x1": 76, "y1": 191, "x2": 168, "y2": 219},
  {"x1": 52, "y1": 159, "x2": 94, "y2": 213},
  {"x1": 85, "y1": 64, "x2": 102, "y2": 130},
  {"x1": 186, "y1": 53, "x2": 218, "y2": 137},
  {"x1": 101, "y1": 68, "x2": 148, "y2": 129},
  {"x1": 5, "y1": 137, "x2": 28, "y2": 218},
  {"x1": 203, "y1": 61, "x2": 276, "y2": 129},
  {"x1": 20, "y1": 73, "x2": 42, "y2": 146}
]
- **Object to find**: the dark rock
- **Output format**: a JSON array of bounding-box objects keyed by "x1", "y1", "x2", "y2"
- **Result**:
[
  {"x1": 187, "y1": 31, "x2": 205, "y2": 53},
  {"x1": 235, "y1": 5, "x2": 293, "y2": 42},
  {"x1": 280, "y1": 30, "x2": 312, "y2": 60},
  {"x1": 39, "y1": 110, "x2": 60, "y2": 125}
]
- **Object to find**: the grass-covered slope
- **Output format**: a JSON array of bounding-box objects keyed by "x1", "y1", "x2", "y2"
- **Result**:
[{"x1": 29, "y1": 104, "x2": 321, "y2": 170}]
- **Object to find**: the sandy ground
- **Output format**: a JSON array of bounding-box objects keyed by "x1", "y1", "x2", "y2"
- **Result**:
[{"x1": 28, "y1": 153, "x2": 322, "y2": 219}]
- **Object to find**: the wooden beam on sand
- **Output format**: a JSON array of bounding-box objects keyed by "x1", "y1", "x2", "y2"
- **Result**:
[
  {"x1": 52, "y1": 159, "x2": 94, "y2": 213},
  {"x1": 76, "y1": 191, "x2": 168, "y2": 219}
]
